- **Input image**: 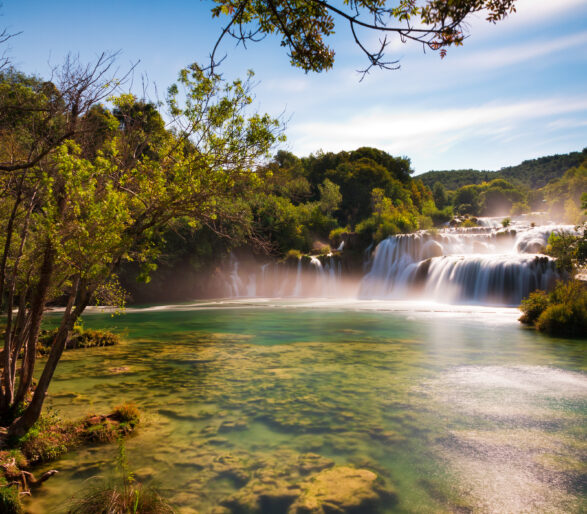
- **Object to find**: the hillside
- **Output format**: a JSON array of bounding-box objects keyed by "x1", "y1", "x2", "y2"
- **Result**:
[{"x1": 418, "y1": 148, "x2": 587, "y2": 190}]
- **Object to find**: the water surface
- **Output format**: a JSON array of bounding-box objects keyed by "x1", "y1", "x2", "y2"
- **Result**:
[{"x1": 28, "y1": 300, "x2": 586, "y2": 513}]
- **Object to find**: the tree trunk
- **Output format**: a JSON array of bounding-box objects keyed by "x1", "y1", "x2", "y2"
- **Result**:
[
  {"x1": 12, "y1": 243, "x2": 54, "y2": 410},
  {"x1": 0, "y1": 177, "x2": 24, "y2": 309},
  {"x1": 8, "y1": 278, "x2": 88, "y2": 438}
]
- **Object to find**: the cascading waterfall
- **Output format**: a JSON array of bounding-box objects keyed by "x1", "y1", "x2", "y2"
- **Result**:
[
  {"x1": 359, "y1": 220, "x2": 573, "y2": 305},
  {"x1": 220, "y1": 219, "x2": 573, "y2": 305}
]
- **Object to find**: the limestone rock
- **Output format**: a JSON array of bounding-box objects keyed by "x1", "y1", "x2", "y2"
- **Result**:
[{"x1": 290, "y1": 466, "x2": 395, "y2": 514}]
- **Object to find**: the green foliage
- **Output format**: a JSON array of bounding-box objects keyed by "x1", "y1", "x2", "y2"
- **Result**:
[
  {"x1": 459, "y1": 218, "x2": 478, "y2": 228},
  {"x1": 422, "y1": 200, "x2": 452, "y2": 226},
  {"x1": 432, "y1": 182, "x2": 447, "y2": 209},
  {"x1": 451, "y1": 179, "x2": 526, "y2": 216},
  {"x1": 285, "y1": 249, "x2": 302, "y2": 260},
  {"x1": 210, "y1": 0, "x2": 516, "y2": 73},
  {"x1": 17, "y1": 410, "x2": 72, "y2": 463},
  {"x1": 356, "y1": 188, "x2": 419, "y2": 243},
  {"x1": 0, "y1": 483, "x2": 22, "y2": 514},
  {"x1": 519, "y1": 280, "x2": 587, "y2": 337},
  {"x1": 111, "y1": 403, "x2": 140, "y2": 428},
  {"x1": 545, "y1": 229, "x2": 587, "y2": 274},
  {"x1": 510, "y1": 201, "x2": 530, "y2": 216},
  {"x1": 501, "y1": 217, "x2": 511, "y2": 228},
  {"x1": 38, "y1": 326, "x2": 120, "y2": 355},
  {"x1": 419, "y1": 149, "x2": 587, "y2": 190},
  {"x1": 519, "y1": 290, "x2": 549, "y2": 325},
  {"x1": 542, "y1": 161, "x2": 587, "y2": 223},
  {"x1": 328, "y1": 227, "x2": 350, "y2": 248},
  {"x1": 68, "y1": 441, "x2": 173, "y2": 514},
  {"x1": 251, "y1": 147, "x2": 430, "y2": 252}
]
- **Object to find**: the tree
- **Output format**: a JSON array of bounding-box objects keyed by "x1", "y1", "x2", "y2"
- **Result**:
[
  {"x1": 433, "y1": 181, "x2": 447, "y2": 209},
  {"x1": 0, "y1": 61, "x2": 282, "y2": 436},
  {"x1": 209, "y1": 0, "x2": 517, "y2": 76}
]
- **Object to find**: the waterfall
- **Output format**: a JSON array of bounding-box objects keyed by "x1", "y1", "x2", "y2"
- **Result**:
[
  {"x1": 220, "y1": 219, "x2": 570, "y2": 305},
  {"x1": 359, "y1": 219, "x2": 567, "y2": 305},
  {"x1": 292, "y1": 258, "x2": 303, "y2": 297}
]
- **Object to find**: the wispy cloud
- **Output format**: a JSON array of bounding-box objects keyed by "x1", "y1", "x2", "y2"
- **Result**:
[
  {"x1": 288, "y1": 96, "x2": 587, "y2": 166},
  {"x1": 455, "y1": 31, "x2": 587, "y2": 70}
]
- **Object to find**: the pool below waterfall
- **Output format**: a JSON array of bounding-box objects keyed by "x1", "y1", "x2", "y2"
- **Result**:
[{"x1": 26, "y1": 300, "x2": 586, "y2": 513}]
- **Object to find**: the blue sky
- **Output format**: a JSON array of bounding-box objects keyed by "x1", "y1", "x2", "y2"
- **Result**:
[{"x1": 4, "y1": 0, "x2": 587, "y2": 174}]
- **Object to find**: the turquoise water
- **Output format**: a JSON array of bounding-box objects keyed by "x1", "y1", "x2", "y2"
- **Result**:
[{"x1": 26, "y1": 300, "x2": 586, "y2": 513}]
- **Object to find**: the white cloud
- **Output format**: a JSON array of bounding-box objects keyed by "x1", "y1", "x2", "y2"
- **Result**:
[
  {"x1": 455, "y1": 31, "x2": 587, "y2": 70},
  {"x1": 288, "y1": 96, "x2": 587, "y2": 164}
]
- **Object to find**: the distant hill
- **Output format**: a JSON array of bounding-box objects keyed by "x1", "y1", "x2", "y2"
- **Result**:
[{"x1": 418, "y1": 148, "x2": 587, "y2": 190}]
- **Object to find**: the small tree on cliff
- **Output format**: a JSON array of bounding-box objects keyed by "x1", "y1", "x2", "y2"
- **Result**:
[{"x1": 0, "y1": 60, "x2": 282, "y2": 436}]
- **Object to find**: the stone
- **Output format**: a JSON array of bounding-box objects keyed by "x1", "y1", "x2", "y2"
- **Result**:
[
  {"x1": 290, "y1": 466, "x2": 395, "y2": 514},
  {"x1": 222, "y1": 474, "x2": 301, "y2": 513}
]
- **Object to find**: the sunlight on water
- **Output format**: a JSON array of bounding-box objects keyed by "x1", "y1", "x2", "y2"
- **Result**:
[{"x1": 27, "y1": 303, "x2": 586, "y2": 513}]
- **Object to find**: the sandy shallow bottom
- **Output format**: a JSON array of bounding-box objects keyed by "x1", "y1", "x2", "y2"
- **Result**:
[{"x1": 26, "y1": 301, "x2": 586, "y2": 513}]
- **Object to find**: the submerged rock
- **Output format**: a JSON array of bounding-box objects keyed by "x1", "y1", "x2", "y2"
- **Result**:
[
  {"x1": 291, "y1": 466, "x2": 395, "y2": 514},
  {"x1": 222, "y1": 465, "x2": 394, "y2": 514}
]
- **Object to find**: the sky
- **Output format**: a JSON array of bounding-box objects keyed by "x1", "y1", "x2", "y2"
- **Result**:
[{"x1": 3, "y1": 0, "x2": 587, "y2": 174}]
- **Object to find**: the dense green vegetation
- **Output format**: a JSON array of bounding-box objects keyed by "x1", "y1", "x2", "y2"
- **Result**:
[
  {"x1": 419, "y1": 154, "x2": 587, "y2": 219},
  {"x1": 418, "y1": 149, "x2": 587, "y2": 190},
  {"x1": 519, "y1": 229, "x2": 587, "y2": 337},
  {"x1": 519, "y1": 280, "x2": 587, "y2": 337},
  {"x1": 0, "y1": 59, "x2": 281, "y2": 436}
]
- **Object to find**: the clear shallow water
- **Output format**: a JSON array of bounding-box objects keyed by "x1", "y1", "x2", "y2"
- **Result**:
[{"x1": 27, "y1": 300, "x2": 586, "y2": 513}]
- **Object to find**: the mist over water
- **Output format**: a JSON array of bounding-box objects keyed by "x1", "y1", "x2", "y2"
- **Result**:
[{"x1": 221, "y1": 218, "x2": 574, "y2": 306}]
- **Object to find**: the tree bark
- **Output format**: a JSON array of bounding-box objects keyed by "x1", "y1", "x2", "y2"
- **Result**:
[
  {"x1": 12, "y1": 243, "x2": 55, "y2": 410},
  {"x1": 8, "y1": 278, "x2": 90, "y2": 437}
]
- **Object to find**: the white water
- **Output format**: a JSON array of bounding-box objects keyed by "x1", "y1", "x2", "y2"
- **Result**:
[
  {"x1": 220, "y1": 219, "x2": 573, "y2": 306},
  {"x1": 360, "y1": 220, "x2": 572, "y2": 305}
]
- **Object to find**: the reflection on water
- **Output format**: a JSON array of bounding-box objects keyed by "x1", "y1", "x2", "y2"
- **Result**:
[{"x1": 28, "y1": 301, "x2": 586, "y2": 513}]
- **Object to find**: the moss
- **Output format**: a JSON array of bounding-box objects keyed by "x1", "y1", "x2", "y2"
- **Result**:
[
  {"x1": 16, "y1": 405, "x2": 140, "y2": 465},
  {"x1": 0, "y1": 482, "x2": 23, "y2": 514},
  {"x1": 110, "y1": 403, "x2": 140, "y2": 427},
  {"x1": 38, "y1": 326, "x2": 120, "y2": 355}
]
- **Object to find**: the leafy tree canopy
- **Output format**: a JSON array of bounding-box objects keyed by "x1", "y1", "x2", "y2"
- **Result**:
[{"x1": 210, "y1": 0, "x2": 517, "y2": 75}]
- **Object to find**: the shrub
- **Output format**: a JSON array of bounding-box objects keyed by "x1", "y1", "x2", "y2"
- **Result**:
[
  {"x1": 0, "y1": 483, "x2": 22, "y2": 514},
  {"x1": 285, "y1": 249, "x2": 302, "y2": 260},
  {"x1": 111, "y1": 403, "x2": 140, "y2": 428},
  {"x1": 18, "y1": 410, "x2": 75, "y2": 464},
  {"x1": 68, "y1": 441, "x2": 173, "y2": 514},
  {"x1": 460, "y1": 219, "x2": 478, "y2": 228},
  {"x1": 329, "y1": 226, "x2": 349, "y2": 247},
  {"x1": 519, "y1": 290, "x2": 549, "y2": 325},
  {"x1": 519, "y1": 280, "x2": 587, "y2": 337}
]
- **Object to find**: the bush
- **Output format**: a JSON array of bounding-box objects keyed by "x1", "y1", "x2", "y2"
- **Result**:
[
  {"x1": 460, "y1": 218, "x2": 478, "y2": 228},
  {"x1": 519, "y1": 280, "x2": 587, "y2": 337},
  {"x1": 285, "y1": 249, "x2": 302, "y2": 260},
  {"x1": 0, "y1": 483, "x2": 22, "y2": 514},
  {"x1": 111, "y1": 403, "x2": 140, "y2": 428},
  {"x1": 328, "y1": 226, "x2": 350, "y2": 247},
  {"x1": 68, "y1": 441, "x2": 173, "y2": 514},
  {"x1": 67, "y1": 483, "x2": 174, "y2": 514},
  {"x1": 519, "y1": 290, "x2": 549, "y2": 325}
]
